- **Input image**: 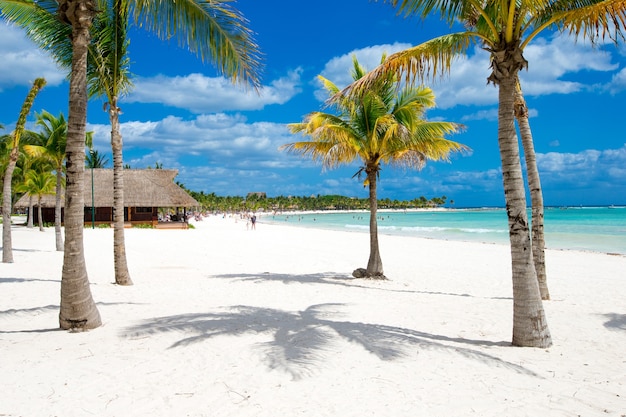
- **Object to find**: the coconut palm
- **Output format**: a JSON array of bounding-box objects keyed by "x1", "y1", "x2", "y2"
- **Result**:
[
  {"x1": 85, "y1": 149, "x2": 109, "y2": 168},
  {"x1": 2, "y1": 0, "x2": 262, "y2": 329},
  {"x1": 2, "y1": 77, "x2": 46, "y2": 263},
  {"x1": 2, "y1": 129, "x2": 39, "y2": 228},
  {"x1": 24, "y1": 110, "x2": 68, "y2": 251},
  {"x1": 1, "y1": 0, "x2": 132, "y2": 282},
  {"x1": 19, "y1": 168, "x2": 56, "y2": 231},
  {"x1": 81, "y1": 0, "x2": 133, "y2": 285},
  {"x1": 455, "y1": 7, "x2": 551, "y2": 300},
  {"x1": 282, "y1": 56, "x2": 466, "y2": 278},
  {"x1": 514, "y1": 79, "x2": 549, "y2": 300},
  {"x1": 335, "y1": 0, "x2": 625, "y2": 347}
]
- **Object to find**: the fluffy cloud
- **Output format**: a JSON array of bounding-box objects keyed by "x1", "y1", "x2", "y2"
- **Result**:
[
  {"x1": 0, "y1": 24, "x2": 66, "y2": 89},
  {"x1": 89, "y1": 113, "x2": 294, "y2": 168},
  {"x1": 606, "y1": 67, "x2": 626, "y2": 94},
  {"x1": 125, "y1": 69, "x2": 303, "y2": 113},
  {"x1": 537, "y1": 144, "x2": 626, "y2": 186}
]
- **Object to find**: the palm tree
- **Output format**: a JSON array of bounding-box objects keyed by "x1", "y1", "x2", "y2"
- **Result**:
[
  {"x1": 2, "y1": 0, "x2": 262, "y2": 329},
  {"x1": 19, "y1": 168, "x2": 56, "y2": 231},
  {"x1": 2, "y1": 77, "x2": 46, "y2": 263},
  {"x1": 282, "y1": 56, "x2": 466, "y2": 278},
  {"x1": 456, "y1": 8, "x2": 551, "y2": 300},
  {"x1": 85, "y1": 149, "x2": 109, "y2": 168},
  {"x1": 24, "y1": 110, "x2": 68, "y2": 251},
  {"x1": 514, "y1": 79, "x2": 549, "y2": 300},
  {"x1": 2, "y1": 129, "x2": 39, "y2": 228},
  {"x1": 81, "y1": 0, "x2": 134, "y2": 285},
  {"x1": 336, "y1": 0, "x2": 625, "y2": 347}
]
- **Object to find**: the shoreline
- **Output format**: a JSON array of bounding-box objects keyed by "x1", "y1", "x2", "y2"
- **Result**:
[{"x1": 9, "y1": 208, "x2": 626, "y2": 257}]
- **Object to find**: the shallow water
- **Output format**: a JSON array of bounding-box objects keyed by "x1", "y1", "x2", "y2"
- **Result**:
[{"x1": 263, "y1": 206, "x2": 626, "y2": 255}]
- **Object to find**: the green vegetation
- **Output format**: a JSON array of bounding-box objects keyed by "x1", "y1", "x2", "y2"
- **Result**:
[
  {"x1": 131, "y1": 223, "x2": 152, "y2": 229},
  {"x1": 186, "y1": 190, "x2": 449, "y2": 213}
]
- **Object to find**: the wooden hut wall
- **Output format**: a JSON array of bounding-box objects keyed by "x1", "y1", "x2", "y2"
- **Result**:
[
  {"x1": 129, "y1": 207, "x2": 157, "y2": 223},
  {"x1": 83, "y1": 207, "x2": 113, "y2": 224},
  {"x1": 31, "y1": 207, "x2": 56, "y2": 224}
]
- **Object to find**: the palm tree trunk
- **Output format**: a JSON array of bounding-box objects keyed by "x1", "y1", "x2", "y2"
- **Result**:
[
  {"x1": 498, "y1": 74, "x2": 551, "y2": 348},
  {"x1": 2, "y1": 154, "x2": 17, "y2": 263},
  {"x1": 59, "y1": 0, "x2": 101, "y2": 330},
  {"x1": 37, "y1": 196, "x2": 44, "y2": 232},
  {"x1": 514, "y1": 82, "x2": 549, "y2": 300},
  {"x1": 54, "y1": 169, "x2": 64, "y2": 251},
  {"x1": 110, "y1": 104, "x2": 132, "y2": 285},
  {"x1": 366, "y1": 166, "x2": 385, "y2": 278},
  {"x1": 27, "y1": 196, "x2": 34, "y2": 228},
  {"x1": 2, "y1": 78, "x2": 46, "y2": 263}
]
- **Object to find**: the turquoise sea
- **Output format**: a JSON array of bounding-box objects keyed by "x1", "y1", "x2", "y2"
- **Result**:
[{"x1": 262, "y1": 206, "x2": 626, "y2": 255}]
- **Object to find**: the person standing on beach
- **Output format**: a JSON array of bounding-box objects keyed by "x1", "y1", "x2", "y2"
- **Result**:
[{"x1": 251, "y1": 214, "x2": 256, "y2": 230}]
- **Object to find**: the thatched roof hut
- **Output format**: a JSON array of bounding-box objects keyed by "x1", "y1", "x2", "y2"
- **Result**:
[
  {"x1": 16, "y1": 169, "x2": 198, "y2": 208},
  {"x1": 15, "y1": 169, "x2": 199, "y2": 227}
]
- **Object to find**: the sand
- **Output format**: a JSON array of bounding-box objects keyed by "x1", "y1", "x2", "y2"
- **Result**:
[{"x1": 2, "y1": 214, "x2": 625, "y2": 416}]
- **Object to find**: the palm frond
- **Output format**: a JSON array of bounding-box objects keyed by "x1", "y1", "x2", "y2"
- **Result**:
[
  {"x1": 328, "y1": 32, "x2": 477, "y2": 105},
  {"x1": 392, "y1": 86, "x2": 435, "y2": 123},
  {"x1": 282, "y1": 54, "x2": 466, "y2": 184},
  {"x1": 549, "y1": 0, "x2": 626, "y2": 43},
  {"x1": 87, "y1": 0, "x2": 134, "y2": 100},
  {"x1": 130, "y1": 0, "x2": 263, "y2": 88},
  {"x1": 390, "y1": 0, "x2": 469, "y2": 27},
  {"x1": 317, "y1": 75, "x2": 340, "y2": 96}
]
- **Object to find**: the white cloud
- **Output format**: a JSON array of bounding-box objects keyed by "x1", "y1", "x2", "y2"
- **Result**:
[
  {"x1": 460, "y1": 108, "x2": 499, "y2": 122},
  {"x1": 0, "y1": 24, "x2": 66, "y2": 89},
  {"x1": 88, "y1": 113, "x2": 294, "y2": 167},
  {"x1": 537, "y1": 149, "x2": 602, "y2": 173},
  {"x1": 536, "y1": 144, "x2": 626, "y2": 186},
  {"x1": 519, "y1": 35, "x2": 618, "y2": 96},
  {"x1": 125, "y1": 69, "x2": 303, "y2": 113},
  {"x1": 606, "y1": 67, "x2": 626, "y2": 94},
  {"x1": 429, "y1": 48, "x2": 496, "y2": 109}
]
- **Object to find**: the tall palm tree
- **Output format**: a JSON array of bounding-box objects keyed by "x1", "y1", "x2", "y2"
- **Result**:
[
  {"x1": 2, "y1": 77, "x2": 46, "y2": 263},
  {"x1": 337, "y1": 0, "x2": 625, "y2": 347},
  {"x1": 456, "y1": 6, "x2": 551, "y2": 300},
  {"x1": 514, "y1": 79, "x2": 549, "y2": 300},
  {"x1": 24, "y1": 110, "x2": 68, "y2": 251},
  {"x1": 2, "y1": 0, "x2": 262, "y2": 329},
  {"x1": 2, "y1": 129, "x2": 39, "y2": 228},
  {"x1": 19, "y1": 168, "x2": 56, "y2": 231},
  {"x1": 283, "y1": 56, "x2": 466, "y2": 278},
  {"x1": 81, "y1": 0, "x2": 133, "y2": 285}
]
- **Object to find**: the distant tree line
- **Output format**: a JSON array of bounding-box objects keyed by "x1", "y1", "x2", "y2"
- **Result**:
[{"x1": 181, "y1": 188, "x2": 449, "y2": 213}]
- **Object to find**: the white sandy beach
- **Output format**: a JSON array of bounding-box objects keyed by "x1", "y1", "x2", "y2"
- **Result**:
[{"x1": 2, "y1": 215, "x2": 625, "y2": 417}]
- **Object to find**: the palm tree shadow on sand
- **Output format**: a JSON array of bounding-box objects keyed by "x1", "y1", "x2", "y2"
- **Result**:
[
  {"x1": 602, "y1": 313, "x2": 626, "y2": 331},
  {"x1": 121, "y1": 303, "x2": 530, "y2": 380},
  {"x1": 211, "y1": 272, "x2": 511, "y2": 300}
]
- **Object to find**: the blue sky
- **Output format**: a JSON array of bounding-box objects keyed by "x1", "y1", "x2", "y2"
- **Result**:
[{"x1": 1, "y1": 1, "x2": 625, "y2": 208}]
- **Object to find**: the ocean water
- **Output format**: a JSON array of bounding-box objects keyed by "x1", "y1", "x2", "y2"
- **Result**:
[{"x1": 262, "y1": 206, "x2": 626, "y2": 255}]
